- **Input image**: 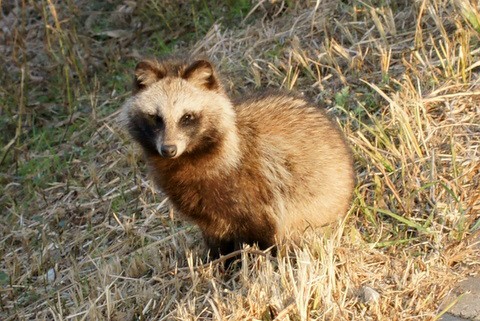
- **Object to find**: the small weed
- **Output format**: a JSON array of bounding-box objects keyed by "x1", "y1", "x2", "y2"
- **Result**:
[{"x1": 334, "y1": 86, "x2": 350, "y2": 108}]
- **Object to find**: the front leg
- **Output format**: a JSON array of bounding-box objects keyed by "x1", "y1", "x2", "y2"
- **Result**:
[
  {"x1": 202, "y1": 233, "x2": 277, "y2": 270},
  {"x1": 203, "y1": 234, "x2": 238, "y2": 259}
]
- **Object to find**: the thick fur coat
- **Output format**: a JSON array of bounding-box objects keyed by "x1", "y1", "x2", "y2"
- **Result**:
[{"x1": 121, "y1": 58, "x2": 354, "y2": 257}]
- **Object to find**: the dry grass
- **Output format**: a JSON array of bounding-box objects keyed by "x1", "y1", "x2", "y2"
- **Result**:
[{"x1": 1, "y1": 0, "x2": 479, "y2": 320}]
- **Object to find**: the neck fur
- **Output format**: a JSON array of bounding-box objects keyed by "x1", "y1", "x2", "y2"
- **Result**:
[{"x1": 218, "y1": 122, "x2": 241, "y2": 172}]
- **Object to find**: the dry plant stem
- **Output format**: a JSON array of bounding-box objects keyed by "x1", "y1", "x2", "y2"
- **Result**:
[{"x1": 154, "y1": 248, "x2": 270, "y2": 280}]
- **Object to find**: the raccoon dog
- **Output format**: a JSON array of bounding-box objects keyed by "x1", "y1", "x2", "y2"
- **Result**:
[{"x1": 121, "y1": 57, "x2": 354, "y2": 258}]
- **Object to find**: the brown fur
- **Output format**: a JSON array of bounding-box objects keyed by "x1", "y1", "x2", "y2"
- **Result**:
[{"x1": 121, "y1": 57, "x2": 355, "y2": 257}]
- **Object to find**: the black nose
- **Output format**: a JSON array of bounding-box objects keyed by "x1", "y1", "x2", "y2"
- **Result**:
[{"x1": 160, "y1": 144, "x2": 177, "y2": 158}]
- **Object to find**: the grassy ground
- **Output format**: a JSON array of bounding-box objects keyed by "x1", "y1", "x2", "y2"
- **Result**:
[{"x1": 1, "y1": 0, "x2": 479, "y2": 320}]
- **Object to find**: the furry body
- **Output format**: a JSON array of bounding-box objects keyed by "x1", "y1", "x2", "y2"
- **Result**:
[{"x1": 122, "y1": 58, "x2": 354, "y2": 257}]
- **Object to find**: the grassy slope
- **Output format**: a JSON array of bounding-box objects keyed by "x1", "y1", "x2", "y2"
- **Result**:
[{"x1": 1, "y1": 0, "x2": 479, "y2": 320}]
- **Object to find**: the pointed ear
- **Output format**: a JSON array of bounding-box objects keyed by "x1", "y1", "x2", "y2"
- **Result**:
[
  {"x1": 182, "y1": 60, "x2": 219, "y2": 90},
  {"x1": 134, "y1": 60, "x2": 164, "y2": 92}
]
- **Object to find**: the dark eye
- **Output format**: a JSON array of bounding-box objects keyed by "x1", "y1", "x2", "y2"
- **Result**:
[
  {"x1": 146, "y1": 114, "x2": 164, "y2": 128},
  {"x1": 180, "y1": 113, "x2": 195, "y2": 126}
]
